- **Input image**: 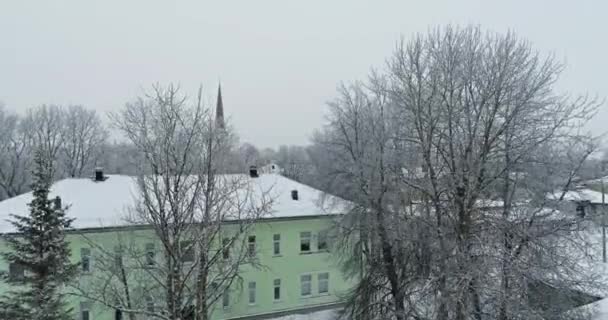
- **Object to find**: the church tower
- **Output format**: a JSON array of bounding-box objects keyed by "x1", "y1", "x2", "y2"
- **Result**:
[{"x1": 216, "y1": 83, "x2": 225, "y2": 129}]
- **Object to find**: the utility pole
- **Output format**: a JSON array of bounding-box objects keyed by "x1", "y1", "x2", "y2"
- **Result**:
[{"x1": 602, "y1": 180, "x2": 606, "y2": 263}]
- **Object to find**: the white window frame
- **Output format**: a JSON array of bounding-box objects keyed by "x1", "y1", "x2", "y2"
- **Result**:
[
  {"x1": 318, "y1": 272, "x2": 330, "y2": 294},
  {"x1": 222, "y1": 290, "x2": 230, "y2": 309},
  {"x1": 273, "y1": 234, "x2": 281, "y2": 256},
  {"x1": 222, "y1": 238, "x2": 230, "y2": 260},
  {"x1": 247, "y1": 235, "x2": 256, "y2": 258},
  {"x1": 145, "y1": 243, "x2": 155, "y2": 266},
  {"x1": 145, "y1": 295, "x2": 155, "y2": 313},
  {"x1": 248, "y1": 281, "x2": 256, "y2": 305},
  {"x1": 81, "y1": 248, "x2": 91, "y2": 273},
  {"x1": 300, "y1": 232, "x2": 311, "y2": 253},
  {"x1": 317, "y1": 230, "x2": 329, "y2": 251},
  {"x1": 300, "y1": 274, "x2": 312, "y2": 297},
  {"x1": 113, "y1": 245, "x2": 123, "y2": 270},
  {"x1": 80, "y1": 302, "x2": 91, "y2": 320},
  {"x1": 273, "y1": 278, "x2": 281, "y2": 301}
]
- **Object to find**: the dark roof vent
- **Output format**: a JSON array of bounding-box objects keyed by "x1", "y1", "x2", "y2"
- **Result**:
[
  {"x1": 94, "y1": 167, "x2": 107, "y2": 182},
  {"x1": 291, "y1": 189, "x2": 299, "y2": 201},
  {"x1": 249, "y1": 165, "x2": 259, "y2": 178}
]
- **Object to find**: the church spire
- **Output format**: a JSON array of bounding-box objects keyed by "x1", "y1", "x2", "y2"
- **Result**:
[{"x1": 215, "y1": 83, "x2": 225, "y2": 129}]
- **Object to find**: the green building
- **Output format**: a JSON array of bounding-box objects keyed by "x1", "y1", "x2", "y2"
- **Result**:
[{"x1": 0, "y1": 170, "x2": 354, "y2": 320}]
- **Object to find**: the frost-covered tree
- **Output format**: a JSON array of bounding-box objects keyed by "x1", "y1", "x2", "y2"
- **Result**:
[
  {"x1": 0, "y1": 149, "x2": 78, "y2": 320},
  {"x1": 72, "y1": 84, "x2": 272, "y2": 320},
  {"x1": 315, "y1": 26, "x2": 603, "y2": 320},
  {"x1": 22, "y1": 105, "x2": 65, "y2": 178},
  {"x1": 59, "y1": 105, "x2": 108, "y2": 178},
  {"x1": 0, "y1": 106, "x2": 33, "y2": 199}
]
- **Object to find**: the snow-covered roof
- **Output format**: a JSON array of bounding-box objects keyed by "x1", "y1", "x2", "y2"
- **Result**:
[
  {"x1": 550, "y1": 188, "x2": 607, "y2": 204},
  {"x1": 576, "y1": 297, "x2": 608, "y2": 320},
  {"x1": 0, "y1": 174, "x2": 347, "y2": 233}
]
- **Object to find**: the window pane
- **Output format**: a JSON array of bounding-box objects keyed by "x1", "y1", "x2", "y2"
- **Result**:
[
  {"x1": 81, "y1": 248, "x2": 91, "y2": 272},
  {"x1": 80, "y1": 302, "x2": 91, "y2": 320},
  {"x1": 318, "y1": 231, "x2": 328, "y2": 251},
  {"x1": 145, "y1": 243, "x2": 155, "y2": 266},
  {"x1": 300, "y1": 274, "x2": 312, "y2": 296},
  {"x1": 274, "y1": 286, "x2": 281, "y2": 300},
  {"x1": 222, "y1": 291, "x2": 230, "y2": 307},
  {"x1": 180, "y1": 241, "x2": 194, "y2": 262},
  {"x1": 273, "y1": 241, "x2": 280, "y2": 255},
  {"x1": 274, "y1": 278, "x2": 281, "y2": 300},
  {"x1": 300, "y1": 232, "x2": 311, "y2": 252},
  {"x1": 222, "y1": 238, "x2": 230, "y2": 260},
  {"x1": 248, "y1": 236, "x2": 256, "y2": 257},
  {"x1": 273, "y1": 234, "x2": 280, "y2": 241},
  {"x1": 114, "y1": 246, "x2": 123, "y2": 269},
  {"x1": 248, "y1": 282, "x2": 256, "y2": 304},
  {"x1": 319, "y1": 273, "x2": 329, "y2": 294},
  {"x1": 145, "y1": 296, "x2": 154, "y2": 313}
]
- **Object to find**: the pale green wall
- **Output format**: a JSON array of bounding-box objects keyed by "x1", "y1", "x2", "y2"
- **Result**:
[{"x1": 0, "y1": 216, "x2": 355, "y2": 320}]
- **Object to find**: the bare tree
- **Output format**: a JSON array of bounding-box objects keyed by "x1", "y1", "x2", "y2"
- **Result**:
[
  {"x1": 275, "y1": 145, "x2": 311, "y2": 183},
  {"x1": 59, "y1": 105, "x2": 108, "y2": 178},
  {"x1": 315, "y1": 26, "x2": 603, "y2": 320},
  {"x1": 0, "y1": 106, "x2": 33, "y2": 198},
  {"x1": 72, "y1": 84, "x2": 272, "y2": 320},
  {"x1": 23, "y1": 105, "x2": 65, "y2": 176}
]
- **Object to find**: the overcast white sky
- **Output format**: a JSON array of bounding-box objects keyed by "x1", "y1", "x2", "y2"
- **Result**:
[{"x1": 1, "y1": 0, "x2": 606, "y2": 148}]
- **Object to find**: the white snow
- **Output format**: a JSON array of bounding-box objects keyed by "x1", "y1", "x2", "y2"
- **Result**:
[
  {"x1": 267, "y1": 309, "x2": 339, "y2": 320},
  {"x1": 589, "y1": 298, "x2": 608, "y2": 320},
  {"x1": 549, "y1": 188, "x2": 607, "y2": 204},
  {"x1": 0, "y1": 174, "x2": 347, "y2": 233},
  {"x1": 570, "y1": 296, "x2": 608, "y2": 320}
]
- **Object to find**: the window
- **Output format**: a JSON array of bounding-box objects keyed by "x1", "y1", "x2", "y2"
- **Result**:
[
  {"x1": 80, "y1": 302, "x2": 91, "y2": 320},
  {"x1": 115, "y1": 309, "x2": 123, "y2": 320},
  {"x1": 81, "y1": 248, "x2": 91, "y2": 272},
  {"x1": 273, "y1": 234, "x2": 281, "y2": 255},
  {"x1": 318, "y1": 273, "x2": 329, "y2": 294},
  {"x1": 114, "y1": 245, "x2": 123, "y2": 269},
  {"x1": 247, "y1": 236, "x2": 256, "y2": 258},
  {"x1": 318, "y1": 231, "x2": 328, "y2": 251},
  {"x1": 145, "y1": 296, "x2": 154, "y2": 313},
  {"x1": 300, "y1": 232, "x2": 311, "y2": 253},
  {"x1": 181, "y1": 241, "x2": 194, "y2": 263},
  {"x1": 222, "y1": 291, "x2": 230, "y2": 308},
  {"x1": 8, "y1": 263, "x2": 24, "y2": 282},
  {"x1": 273, "y1": 279, "x2": 281, "y2": 301},
  {"x1": 145, "y1": 243, "x2": 155, "y2": 266},
  {"x1": 300, "y1": 274, "x2": 312, "y2": 296},
  {"x1": 248, "y1": 281, "x2": 256, "y2": 304},
  {"x1": 222, "y1": 238, "x2": 230, "y2": 260}
]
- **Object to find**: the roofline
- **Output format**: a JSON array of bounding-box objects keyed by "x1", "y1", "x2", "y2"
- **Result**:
[{"x1": 0, "y1": 213, "x2": 344, "y2": 236}]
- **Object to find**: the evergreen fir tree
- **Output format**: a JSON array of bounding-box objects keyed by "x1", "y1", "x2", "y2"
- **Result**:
[{"x1": 0, "y1": 149, "x2": 78, "y2": 320}]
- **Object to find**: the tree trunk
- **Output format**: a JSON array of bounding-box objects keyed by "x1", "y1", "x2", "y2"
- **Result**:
[{"x1": 375, "y1": 206, "x2": 406, "y2": 320}]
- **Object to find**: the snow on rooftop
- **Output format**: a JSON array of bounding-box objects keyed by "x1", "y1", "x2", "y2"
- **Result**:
[
  {"x1": 551, "y1": 188, "x2": 607, "y2": 204},
  {"x1": 267, "y1": 309, "x2": 339, "y2": 320},
  {"x1": 0, "y1": 174, "x2": 347, "y2": 233},
  {"x1": 584, "y1": 298, "x2": 608, "y2": 320}
]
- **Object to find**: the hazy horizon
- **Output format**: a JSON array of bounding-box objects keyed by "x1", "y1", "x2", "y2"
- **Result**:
[{"x1": 1, "y1": 0, "x2": 606, "y2": 148}]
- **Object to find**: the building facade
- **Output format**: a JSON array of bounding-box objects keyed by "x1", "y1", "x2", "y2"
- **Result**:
[{"x1": 0, "y1": 172, "x2": 354, "y2": 320}]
